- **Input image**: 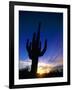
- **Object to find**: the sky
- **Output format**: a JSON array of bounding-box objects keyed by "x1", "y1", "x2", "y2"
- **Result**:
[{"x1": 19, "y1": 10, "x2": 63, "y2": 66}]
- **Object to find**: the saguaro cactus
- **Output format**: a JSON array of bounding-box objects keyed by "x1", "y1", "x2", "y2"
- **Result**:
[{"x1": 26, "y1": 23, "x2": 47, "y2": 75}]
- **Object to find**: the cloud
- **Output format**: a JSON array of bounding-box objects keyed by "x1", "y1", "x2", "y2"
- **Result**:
[
  {"x1": 19, "y1": 59, "x2": 32, "y2": 71},
  {"x1": 19, "y1": 59, "x2": 54, "y2": 70},
  {"x1": 51, "y1": 57, "x2": 63, "y2": 66},
  {"x1": 39, "y1": 57, "x2": 63, "y2": 66}
]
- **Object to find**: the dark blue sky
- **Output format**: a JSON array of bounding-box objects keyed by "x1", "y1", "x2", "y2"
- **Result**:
[{"x1": 19, "y1": 11, "x2": 63, "y2": 64}]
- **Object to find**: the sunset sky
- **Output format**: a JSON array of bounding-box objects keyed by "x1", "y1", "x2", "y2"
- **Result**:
[{"x1": 19, "y1": 11, "x2": 63, "y2": 69}]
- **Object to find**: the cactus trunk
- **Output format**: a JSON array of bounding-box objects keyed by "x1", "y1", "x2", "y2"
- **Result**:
[{"x1": 31, "y1": 57, "x2": 38, "y2": 75}]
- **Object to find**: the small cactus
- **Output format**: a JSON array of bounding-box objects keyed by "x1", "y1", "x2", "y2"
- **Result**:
[{"x1": 26, "y1": 23, "x2": 47, "y2": 75}]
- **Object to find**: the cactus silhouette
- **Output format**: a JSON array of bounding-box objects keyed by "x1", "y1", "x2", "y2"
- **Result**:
[{"x1": 26, "y1": 23, "x2": 47, "y2": 75}]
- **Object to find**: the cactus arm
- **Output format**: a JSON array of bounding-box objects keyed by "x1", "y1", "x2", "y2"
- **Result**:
[
  {"x1": 29, "y1": 42, "x2": 32, "y2": 50},
  {"x1": 36, "y1": 23, "x2": 40, "y2": 46},
  {"x1": 26, "y1": 39, "x2": 32, "y2": 59},
  {"x1": 38, "y1": 41, "x2": 41, "y2": 51},
  {"x1": 32, "y1": 32, "x2": 36, "y2": 48},
  {"x1": 40, "y1": 40, "x2": 47, "y2": 56},
  {"x1": 26, "y1": 39, "x2": 30, "y2": 52}
]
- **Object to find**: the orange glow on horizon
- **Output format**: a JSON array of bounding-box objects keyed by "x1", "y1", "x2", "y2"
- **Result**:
[
  {"x1": 37, "y1": 67, "x2": 50, "y2": 75},
  {"x1": 37, "y1": 62, "x2": 52, "y2": 75}
]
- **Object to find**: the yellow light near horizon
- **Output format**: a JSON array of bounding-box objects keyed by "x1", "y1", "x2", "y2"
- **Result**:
[
  {"x1": 37, "y1": 67, "x2": 50, "y2": 75},
  {"x1": 37, "y1": 62, "x2": 53, "y2": 76},
  {"x1": 37, "y1": 67, "x2": 45, "y2": 75}
]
